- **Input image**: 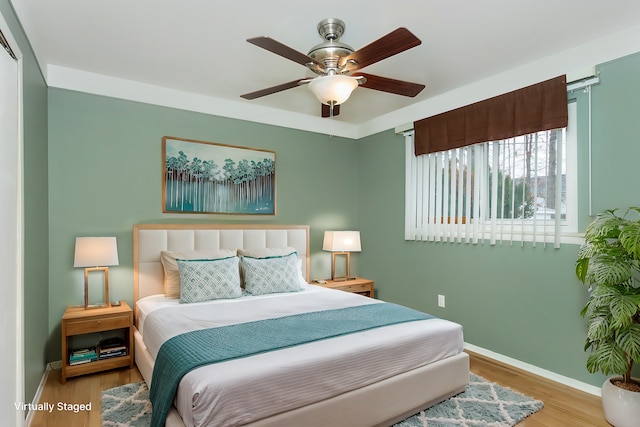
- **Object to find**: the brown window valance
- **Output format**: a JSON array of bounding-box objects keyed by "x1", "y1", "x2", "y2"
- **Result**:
[{"x1": 413, "y1": 75, "x2": 568, "y2": 156}]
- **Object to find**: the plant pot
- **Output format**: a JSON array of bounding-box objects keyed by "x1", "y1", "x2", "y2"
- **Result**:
[{"x1": 601, "y1": 377, "x2": 640, "y2": 427}]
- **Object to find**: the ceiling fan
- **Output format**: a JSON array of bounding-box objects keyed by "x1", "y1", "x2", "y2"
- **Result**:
[{"x1": 240, "y1": 18, "x2": 426, "y2": 117}]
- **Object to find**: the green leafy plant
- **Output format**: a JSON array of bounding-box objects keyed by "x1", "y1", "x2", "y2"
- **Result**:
[{"x1": 575, "y1": 208, "x2": 640, "y2": 389}]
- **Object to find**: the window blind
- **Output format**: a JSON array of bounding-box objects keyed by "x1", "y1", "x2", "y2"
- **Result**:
[{"x1": 405, "y1": 127, "x2": 567, "y2": 247}]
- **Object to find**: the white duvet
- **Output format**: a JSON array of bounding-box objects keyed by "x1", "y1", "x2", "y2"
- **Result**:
[{"x1": 137, "y1": 285, "x2": 464, "y2": 427}]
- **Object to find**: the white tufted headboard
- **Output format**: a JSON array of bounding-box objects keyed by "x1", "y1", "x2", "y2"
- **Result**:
[{"x1": 132, "y1": 224, "x2": 310, "y2": 316}]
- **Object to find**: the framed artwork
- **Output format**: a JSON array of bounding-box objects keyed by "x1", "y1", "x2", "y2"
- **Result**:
[{"x1": 162, "y1": 136, "x2": 276, "y2": 215}]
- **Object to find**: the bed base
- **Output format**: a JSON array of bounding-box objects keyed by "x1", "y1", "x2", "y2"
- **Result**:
[{"x1": 135, "y1": 330, "x2": 469, "y2": 427}]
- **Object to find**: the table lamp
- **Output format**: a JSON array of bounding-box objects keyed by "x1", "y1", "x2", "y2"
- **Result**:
[
  {"x1": 323, "y1": 231, "x2": 361, "y2": 281},
  {"x1": 74, "y1": 237, "x2": 119, "y2": 309}
]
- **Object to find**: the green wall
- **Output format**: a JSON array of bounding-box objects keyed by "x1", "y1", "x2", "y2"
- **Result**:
[
  {"x1": 357, "y1": 52, "x2": 640, "y2": 388},
  {"x1": 47, "y1": 89, "x2": 361, "y2": 359},
  {"x1": 590, "y1": 53, "x2": 640, "y2": 213},
  {"x1": 0, "y1": 0, "x2": 50, "y2": 405},
  {"x1": 357, "y1": 130, "x2": 597, "y2": 384},
  {"x1": 45, "y1": 50, "x2": 640, "y2": 389}
]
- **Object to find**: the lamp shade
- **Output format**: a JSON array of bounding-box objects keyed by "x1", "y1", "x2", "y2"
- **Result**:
[
  {"x1": 73, "y1": 237, "x2": 119, "y2": 267},
  {"x1": 323, "y1": 231, "x2": 361, "y2": 252},
  {"x1": 308, "y1": 75, "x2": 359, "y2": 106}
]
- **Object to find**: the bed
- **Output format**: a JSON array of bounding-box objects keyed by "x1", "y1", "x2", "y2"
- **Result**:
[{"x1": 133, "y1": 223, "x2": 469, "y2": 427}]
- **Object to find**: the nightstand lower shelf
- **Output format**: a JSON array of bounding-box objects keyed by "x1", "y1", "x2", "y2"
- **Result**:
[
  {"x1": 65, "y1": 355, "x2": 132, "y2": 379},
  {"x1": 61, "y1": 302, "x2": 134, "y2": 384}
]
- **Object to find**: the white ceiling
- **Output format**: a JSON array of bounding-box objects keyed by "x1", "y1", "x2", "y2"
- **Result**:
[{"x1": 10, "y1": 0, "x2": 640, "y2": 138}]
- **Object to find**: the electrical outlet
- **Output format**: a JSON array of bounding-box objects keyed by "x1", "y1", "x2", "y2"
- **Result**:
[{"x1": 438, "y1": 294, "x2": 446, "y2": 308}]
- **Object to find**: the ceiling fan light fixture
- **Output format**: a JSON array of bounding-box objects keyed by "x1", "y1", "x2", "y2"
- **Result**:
[{"x1": 308, "y1": 74, "x2": 359, "y2": 106}]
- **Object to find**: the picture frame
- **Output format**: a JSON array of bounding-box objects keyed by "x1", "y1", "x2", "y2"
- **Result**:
[{"x1": 162, "y1": 136, "x2": 276, "y2": 215}]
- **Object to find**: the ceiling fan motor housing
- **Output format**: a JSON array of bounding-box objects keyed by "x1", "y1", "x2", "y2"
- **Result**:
[{"x1": 307, "y1": 18, "x2": 354, "y2": 74}]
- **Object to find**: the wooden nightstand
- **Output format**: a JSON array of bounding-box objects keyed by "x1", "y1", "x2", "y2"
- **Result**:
[
  {"x1": 61, "y1": 301, "x2": 134, "y2": 384},
  {"x1": 319, "y1": 277, "x2": 375, "y2": 298}
]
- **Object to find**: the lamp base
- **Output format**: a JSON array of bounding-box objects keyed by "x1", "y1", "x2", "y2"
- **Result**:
[
  {"x1": 330, "y1": 252, "x2": 354, "y2": 282},
  {"x1": 330, "y1": 276, "x2": 357, "y2": 282},
  {"x1": 84, "y1": 266, "x2": 110, "y2": 310},
  {"x1": 85, "y1": 303, "x2": 110, "y2": 310}
]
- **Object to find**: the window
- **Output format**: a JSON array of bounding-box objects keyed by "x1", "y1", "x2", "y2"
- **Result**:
[{"x1": 405, "y1": 102, "x2": 577, "y2": 246}]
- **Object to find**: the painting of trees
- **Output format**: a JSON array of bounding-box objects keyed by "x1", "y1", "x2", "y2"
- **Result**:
[{"x1": 162, "y1": 137, "x2": 275, "y2": 214}]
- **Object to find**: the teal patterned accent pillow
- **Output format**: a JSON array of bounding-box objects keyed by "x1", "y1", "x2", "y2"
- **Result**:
[
  {"x1": 177, "y1": 257, "x2": 242, "y2": 303},
  {"x1": 241, "y1": 252, "x2": 304, "y2": 295}
]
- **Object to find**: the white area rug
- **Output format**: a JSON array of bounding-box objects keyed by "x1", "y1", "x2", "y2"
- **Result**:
[
  {"x1": 101, "y1": 382, "x2": 151, "y2": 427},
  {"x1": 394, "y1": 374, "x2": 544, "y2": 426}
]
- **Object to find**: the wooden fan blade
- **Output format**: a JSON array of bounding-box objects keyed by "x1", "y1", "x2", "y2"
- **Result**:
[
  {"x1": 247, "y1": 36, "x2": 322, "y2": 68},
  {"x1": 321, "y1": 103, "x2": 341, "y2": 118},
  {"x1": 240, "y1": 79, "x2": 307, "y2": 100},
  {"x1": 341, "y1": 28, "x2": 421, "y2": 71},
  {"x1": 354, "y1": 73, "x2": 425, "y2": 97}
]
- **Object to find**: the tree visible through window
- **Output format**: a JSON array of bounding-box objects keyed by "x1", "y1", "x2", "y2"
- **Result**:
[{"x1": 487, "y1": 129, "x2": 565, "y2": 221}]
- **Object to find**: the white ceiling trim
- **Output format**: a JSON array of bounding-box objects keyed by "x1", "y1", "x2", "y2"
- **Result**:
[
  {"x1": 46, "y1": 23, "x2": 640, "y2": 140},
  {"x1": 46, "y1": 65, "x2": 362, "y2": 139}
]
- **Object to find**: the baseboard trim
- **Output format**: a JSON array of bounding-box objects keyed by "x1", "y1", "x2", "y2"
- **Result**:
[
  {"x1": 464, "y1": 342, "x2": 601, "y2": 397},
  {"x1": 24, "y1": 363, "x2": 53, "y2": 427}
]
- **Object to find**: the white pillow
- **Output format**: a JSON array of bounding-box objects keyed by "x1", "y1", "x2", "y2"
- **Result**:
[
  {"x1": 177, "y1": 257, "x2": 242, "y2": 303},
  {"x1": 237, "y1": 247, "x2": 307, "y2": 286},
  {"x1": 160, "y1": 249, "x2": 237, "y2": 298},
  {"x1": 241, "y1": 252, "x2": 305, "y2": 295}
]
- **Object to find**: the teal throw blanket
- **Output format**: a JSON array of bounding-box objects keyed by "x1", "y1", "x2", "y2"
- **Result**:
[{"x1": 149, "y1": 302, "x2": 434, "y2": 427}]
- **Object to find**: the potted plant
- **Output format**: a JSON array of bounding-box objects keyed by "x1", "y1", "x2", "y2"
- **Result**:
[{"x1": 575, "y1": 207, "x2": 640, "y2": 427}]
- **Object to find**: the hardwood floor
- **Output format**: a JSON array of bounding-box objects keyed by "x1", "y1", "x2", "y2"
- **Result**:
[
  {"x1": 29, "y1": 351, "x2": 608, "y2": 426},
  {"x1": 29, "y1": 365, "x2": 143, "y2": 427},
  {"x1": 468, "y1": 351, "x2": 608, "y2": 426}
]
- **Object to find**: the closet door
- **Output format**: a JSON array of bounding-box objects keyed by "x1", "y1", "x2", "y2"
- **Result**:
[{"x1": 0, "y1": 20, "x2": 22, "y2": 427}]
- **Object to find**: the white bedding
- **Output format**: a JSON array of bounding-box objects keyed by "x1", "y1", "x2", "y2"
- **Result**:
[{"x1": 138, "y1": 285, "x2": 464, "y2": 427}]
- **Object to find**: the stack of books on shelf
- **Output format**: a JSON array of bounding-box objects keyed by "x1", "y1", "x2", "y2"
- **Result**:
[
  {"x1": 69, "y1": 348, "x2": 97, "y2": 365},
  {"x1": 98, "y1": 339, "x2": 127, "y2": 360}
]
